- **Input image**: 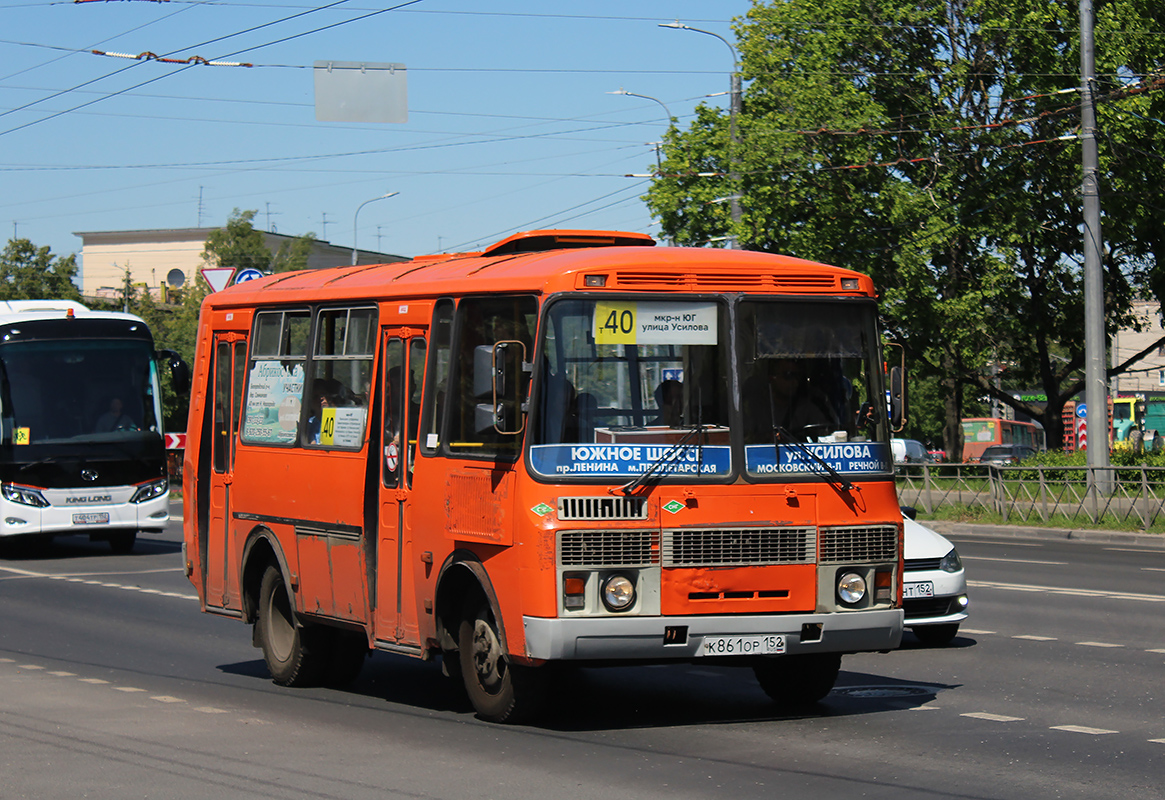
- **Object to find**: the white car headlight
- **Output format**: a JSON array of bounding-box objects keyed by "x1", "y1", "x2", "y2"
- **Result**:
[{"x1": 939, "y1": 549, "x2": 963, "y2": 573}]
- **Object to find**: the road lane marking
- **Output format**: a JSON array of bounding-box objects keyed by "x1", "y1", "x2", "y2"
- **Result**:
[
  {"x1": 1150, "y1": 738, "x2": 1165, "y2": 744},
  {"x1": 962, "y1": 556, "x2": 1067, "y2": 565},
  {"x1": 151, "y1": 695, "x2": 185, "y2": 703},
  {"x1": 78, "y1": 678, "x2": 109, "y2": 684},
  {"x1": 960, "y1": 629, "x2": 996, "y2": 635},
  {"x1": 1142, "y1": 567, "x2": 1165, "y2": 573},
  {"x1": 19, "y1": 664, "x2": 44, "y2": 670},
  {"x1": 115, "y1": 687, "x2": 147, "y2": 693},
  {"x1": 962, "y1": 712, "x2": 1024, "y2": 722},
  {"x1": 1076, "y1": 641, "x2": 1124, "y2": 648},
  {"x1": 969, "y1": 580, "x2": 1165, "y2": 603},
  {"x1": 1147, "y1": 649, "x2": 1165, "y2": 654},
  {"x1": 1052, "y1": 725, "x2": 1118, "y2": 735},
  {"x1": 48, "y1": 671, "x2": 76, "y2": 676},
  {"x1": 195, "y1": 707, "x2": 229, "y2": 714},
  {"x1": 1012, "y1": 635, "x2": 1057, "y2": 641},
  {"x1": 0, "y1": 564, "x2": 197, "y2": 600}
]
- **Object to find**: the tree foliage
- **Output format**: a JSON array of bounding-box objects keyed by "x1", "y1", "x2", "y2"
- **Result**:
[
  {"x1": 0, "y1": 239, "x2": 82, "y2": 301},
  {"x1": 646, "y1": 0, "x2": 1165, "y2": 452}
]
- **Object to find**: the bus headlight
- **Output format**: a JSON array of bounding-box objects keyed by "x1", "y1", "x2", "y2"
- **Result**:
[
  {"x1": 601, "y1": 574, "x2": 636, "y2": 612},
  {"x1": 2, "y1": 483, "x2": 49, "y2": 508},
  {"x1": 837, "y1": 572, "x2": 867, "y2": 605},
  {"x1": 130, "y1": 478, "x2": 168, "y2": 504}
]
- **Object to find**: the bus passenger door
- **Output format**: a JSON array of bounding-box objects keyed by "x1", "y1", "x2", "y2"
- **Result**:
[
  {"x1": 375, "y1": 332, "x2": 426, "y2": 645},
  {"x1": 206, "y1": 335, "x2": 247, "y2": 610}
]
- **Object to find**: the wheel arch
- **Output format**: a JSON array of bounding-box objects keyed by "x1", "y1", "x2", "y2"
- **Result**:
[
  {"x1": 434, "y1": 551, "x2": 506, "y2": 656},
  {"x1": 240, "y1": 526, "x2": 292, "y2": 625}
]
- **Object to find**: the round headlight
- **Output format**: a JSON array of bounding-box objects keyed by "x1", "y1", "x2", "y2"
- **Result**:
[
  {"x1": 601, "y1": 574, "x2": 636, "y2": 612},
  {"x1": 837, "y1": 572, "x2": 867, "y2": 605}
]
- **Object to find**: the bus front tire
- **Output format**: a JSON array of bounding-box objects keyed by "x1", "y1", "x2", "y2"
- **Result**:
[
  {"x1": 257, "y1": 565, "x2": 326, "y2": 687},
  {"x1": 753, "y1": 653, "x2": 841, "y2": 709},
  {"x1": 458, "y1": 601, "x2": 545, "y2": 723}
]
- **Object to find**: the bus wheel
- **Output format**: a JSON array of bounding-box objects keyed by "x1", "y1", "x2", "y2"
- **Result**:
[
  {"x1": 458, "y1": 601, "x2": 546, "y2": 723},
  {"x1": 753, "y1": 653, "x2": 841, "y2": 709},
  {"x1": 257, "y1": 565, "x2": 326, "y2": 687},
  {"x1": 108, "y1": 531, "x2": 136, "y2": 554}
]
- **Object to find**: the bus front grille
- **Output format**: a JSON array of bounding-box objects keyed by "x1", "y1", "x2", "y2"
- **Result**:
[
  {"x1": 557, "y1": 496, "x2": 648, "y2": 521},
  {"x1": 558, "y1": 529, "x2": 658, "y2": 567},
  {"x1": 818, "y1": 525, "x2": 898, "y2": 563},
  {"x1": 661, "y1": 527, "x2": 816, "y2": 567}
]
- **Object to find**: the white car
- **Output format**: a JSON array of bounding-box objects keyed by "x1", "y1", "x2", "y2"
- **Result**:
[{"x1": 902, "y1": 514, "x2": 969, "y2": 646}]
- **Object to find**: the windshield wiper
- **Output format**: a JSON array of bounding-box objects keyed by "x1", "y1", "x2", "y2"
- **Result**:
[
  {"x1": 613, "y1": 424, "x2": 706, "y2": 497},
  {"x1": 774, "y1": 425, "x2": 853, "y2": 492}
]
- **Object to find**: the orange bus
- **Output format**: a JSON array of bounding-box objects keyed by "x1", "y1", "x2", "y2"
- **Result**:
[
  {"x1": 182, "y1": 230, "x2": 905, "y2": 722},
  {"x1": 960, "y1": 417, "x2": 1046, "y2": 461}
]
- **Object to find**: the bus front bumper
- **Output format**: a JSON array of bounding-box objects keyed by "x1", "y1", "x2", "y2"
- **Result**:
[{"x1": 522, "y1": 608, "x2": 903, "y2": 661}]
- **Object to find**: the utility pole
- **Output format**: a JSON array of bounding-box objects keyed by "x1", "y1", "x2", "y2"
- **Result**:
[{"x1": 1080, "y1": 0, "x2": 1110, "y2": 493}]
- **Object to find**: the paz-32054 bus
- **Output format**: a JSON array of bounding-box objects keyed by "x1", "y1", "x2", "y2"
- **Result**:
[{"x1": 183, "y1": 230, "x2": 905, "y2": 722}]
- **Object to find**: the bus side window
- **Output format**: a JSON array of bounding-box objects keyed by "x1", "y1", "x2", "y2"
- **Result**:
[
  {"x1": 382, "y1": 337, "x2": 404, "y2": 488},
  {"x1": 407, "y1": 337, "x2": 426, "y2": 485},
  {"x1": 419, "y1": 299, "x2": 454, "y2": 455},
  {"x1": 306, "y1": 307, "x2": 377, "y2": 449}
]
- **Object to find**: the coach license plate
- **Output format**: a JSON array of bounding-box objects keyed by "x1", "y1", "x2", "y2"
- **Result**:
[
  {"x1": 701, "y1": 634, "x2": 786, "y2": 656},
  {"x1": 72, "y1": 512, "x2": 110, "y2": 525},
  {"x1": 903, "y1": 581, "x2": 935, "y2": 599}
]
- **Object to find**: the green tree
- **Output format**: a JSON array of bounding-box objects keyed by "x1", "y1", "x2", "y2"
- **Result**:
[
  {"x1": 646, "y1": 0, "x2": 1165, "y2": 453},
  {"x1": 0, "y1": 239, "x2": 82, "y2": 301}
]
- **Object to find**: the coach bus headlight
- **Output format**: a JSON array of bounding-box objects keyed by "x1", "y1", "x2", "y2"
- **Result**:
[
  {"x1": 130, "y1": 478, "x2": 168, "y2": 504},
  {"x1": 601, "y1": 574, "x2": 636, "y2": 612},
  {"x1": 2, "y1": 483, "x2": 49, "y2": 508},
  {"x1": 837, "y1": 572, "x2": 867, "y2": 606}
]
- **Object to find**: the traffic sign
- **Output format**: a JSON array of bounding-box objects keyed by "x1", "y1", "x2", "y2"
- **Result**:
[
  {"x1": 1076, "y1": 403, "x2": 1088, "y2": 418},
  {"x1": 200, "y1": 267, "x2": 236, "y2": 293},
  {"x1": 234, "y1": 268, "x2": 264, "y2": 284}
]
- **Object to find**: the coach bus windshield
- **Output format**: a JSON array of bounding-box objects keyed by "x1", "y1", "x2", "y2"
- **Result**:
[
  {"x1": 529, "y1": 296, "x2": 890, "y2": 481},
  {"x1": 0, "y1": 338, "x2": 162, "y2": 446}
]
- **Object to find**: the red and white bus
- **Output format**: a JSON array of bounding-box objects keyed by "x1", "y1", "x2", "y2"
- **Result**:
[{"x1": 182, "y1": 230, "x2": 905, "y2": 722}]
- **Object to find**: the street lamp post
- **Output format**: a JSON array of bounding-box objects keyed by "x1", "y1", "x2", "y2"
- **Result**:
[
  {"x1": 352, "y1": 191, "x2": 399, "y2": 265},
  {"x1": 608, "y1": 88, "x2": 674, "y2": 170},
  {"x1": 660, "y1": 20, "x2": 742, "y2": 248}
]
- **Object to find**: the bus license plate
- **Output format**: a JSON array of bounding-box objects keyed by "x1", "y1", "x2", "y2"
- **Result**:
[
  {"x1": 72, "y1": 512, "x2": 110, "y2": 525},
  {"x1": 701, "y1": 634, "x2": 786, "y2": 656},
  {"x1": 903, "y1": 581, "x2": 935, "y2": 599}
]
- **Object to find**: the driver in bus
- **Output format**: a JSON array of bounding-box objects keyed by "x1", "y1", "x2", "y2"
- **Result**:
[
  {"x1": 95, "y1": 397, "x2": 137, "y2": 432},
  {"x1": 745, "y1": 358, "x2": 838, "y2": 442}
]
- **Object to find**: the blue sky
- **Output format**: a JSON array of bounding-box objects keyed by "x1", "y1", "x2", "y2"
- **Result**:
[{"x1": 1, "y1": 1, "x2": 752, "y2": 266}]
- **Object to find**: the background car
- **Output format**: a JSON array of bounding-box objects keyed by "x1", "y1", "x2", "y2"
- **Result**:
[
  {"x1": 902, "y1": 511, "x2": 969, "y2": 646},
  {"x1": 978, "y1": 443, "x2": 1037, "y2": 465},
  {"x1": 891, "y1": 438, "x2": 929, "y2": 464}
]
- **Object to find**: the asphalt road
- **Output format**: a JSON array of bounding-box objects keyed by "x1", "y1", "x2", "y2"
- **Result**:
[{"x1": 2, "y1": 506, "x2": 1164, "y2": 799}]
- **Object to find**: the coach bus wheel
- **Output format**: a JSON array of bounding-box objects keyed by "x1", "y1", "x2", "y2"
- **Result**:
[
  {"x1": 753, "y1": 653, "x2": 842, "y2": 709},
  {"x1": 107, "y1": 531, "x2": 136, "y2": 554},
  {"x1": 257, "y1": 565, "x2": 326, "y2": 687},
  {"x1": 458, "y1": 601, "x2": 546, "y2": 723}
]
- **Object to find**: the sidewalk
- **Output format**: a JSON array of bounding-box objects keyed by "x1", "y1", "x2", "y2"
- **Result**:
[{"x1": 920, "y1": 518, "x2": 1165, "y2": 549}]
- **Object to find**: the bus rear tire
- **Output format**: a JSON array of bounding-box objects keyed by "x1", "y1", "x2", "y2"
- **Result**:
[
  {"x1": 753, "y1": 653, "x2": 841, "y2": 709},
  {"x1": 257, "y1": 565, "x2": 326, "y2": 687},
  {"x1": 108, "y1": 531, "x2": 136, "y2": 554},
  {"x1": 458, "y1": 600, "x2": 546, "y2": 723}
]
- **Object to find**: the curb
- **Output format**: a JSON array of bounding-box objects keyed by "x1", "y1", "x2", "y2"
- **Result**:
[{"x1": 920, "y1": 518, "x2": 1165, "y2": 549}]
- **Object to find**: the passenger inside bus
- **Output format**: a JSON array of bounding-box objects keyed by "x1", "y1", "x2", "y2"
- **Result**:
[
  {"x1": 95, "y1": 397, "x2": 137, "y2": 432},
  {"x1": 651, "y1": 379, "x2": 684, "y2": 427}
]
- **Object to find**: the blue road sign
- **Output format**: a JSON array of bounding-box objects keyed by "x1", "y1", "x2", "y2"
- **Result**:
[{"x1": 234, "y1": 268, "x2": 264, "y2": 284}]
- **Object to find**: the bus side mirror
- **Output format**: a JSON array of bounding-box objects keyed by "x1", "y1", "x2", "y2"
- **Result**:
[
  {"x1": 473, "y1": 341, "x2": 530, "y2": 435},
  {"x1": 158, "y1": 349, "x2": 191, "y2": 395},
  {"x1": 884, "y1": 342, "x2": 906, "y2": 432}
]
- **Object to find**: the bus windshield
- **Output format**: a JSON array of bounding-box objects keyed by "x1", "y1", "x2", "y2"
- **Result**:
[
  {"x1": 0, "y1": 338, "x2": 161, "y2": 446},
  {"x1": 530, "y1": 296, "x2": 888, "y2": 480}
]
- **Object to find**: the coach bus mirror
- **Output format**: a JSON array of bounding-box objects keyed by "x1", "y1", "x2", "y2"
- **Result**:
[{"x1": 158, "y1": 349, "x2": 191, "y2": 395}]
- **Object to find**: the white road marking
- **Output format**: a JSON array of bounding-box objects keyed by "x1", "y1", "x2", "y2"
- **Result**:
[
  {"x1": 970, "y1": 580, "x2": 1165, "y2": 603},
  {"x1": 151, "y1": 695, "x2": 185, "y2": 703},
  {"x1": 962, "y1": 712, "x2": 1024, "y2": 722},
  {"x1": 1076, "y1": 641, "x2": 1124, "y2": 648},
  {"x1": 48, "y1": 671, "x2": 76, "y2": 677},
  {"x1": 78, "y1": 678, "x2": 109, "y2": 684},
  {"x1": 960, "y1": 628, "x2": 996, "y2": 635},
  {"x1": 195, "y1": 707, "x2": 229, "y2": 714},
  {"x1": 115, "y1": 687, "x2": 147, "y2": 693},
  {"x1": 1051, "y1": 725, "x2": 1118, "y2": 735},
  {"x1": 19, "y1": 664, "x2": 44, "y2": 670},
  {"x1": 0, "y1": 564, "x2": 197, "y2": 600},
  {"x1": 962, "y1": 556, "x2": 1067, "y2": 565},
  {"x1": 1012, "y1": 635, "x2": 1057, "y2": 641},
  {"x1": 1146, "y1": 649, "x2": 1165, "y2": 654},
  {"x1": 1142, "y1": 567, "x2": 1165, "y2": 573},
  {"x1": 1149, "y1": 738, "x2": 1165, "y2": 744}
]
